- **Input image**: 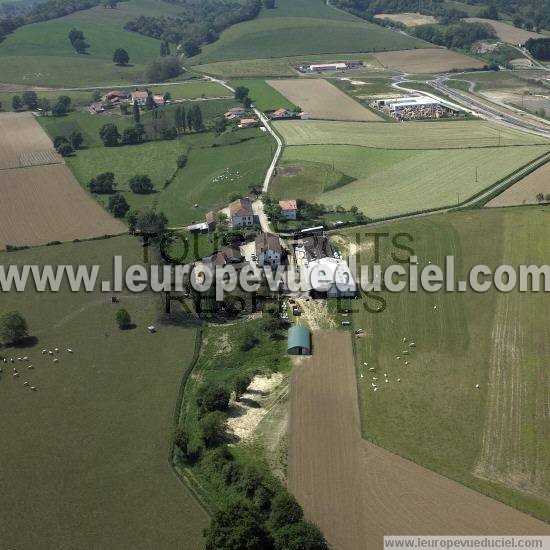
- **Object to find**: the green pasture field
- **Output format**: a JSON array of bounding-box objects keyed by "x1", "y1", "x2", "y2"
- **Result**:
[
  {"x1": 279, "y1": 144, "x2": 549, "y2": 219},
  {"x1": 340, "y1": 207, "x2": 550, "y2": 522},
  {"x1": 230, "y1": 79, "x2": 296, "y2": 111},
  {"x1": 190, "y1": 0, "x2": 428, "y2": 66},
  {"x1": 273, "y1": 119, "x2": 550, "y2": 149},
  {"x1": 38, "y1": 98, "x2": 238, "y2": 147},
  {"x1": 64, "y1": 128, "x2": 272, "y2": 225},
  {"x1": 448, "y1": 71, "x2": 539, "y2": 92},
  {"x1": 0, "y1": 236, "x2": 208, "y2": 549},
  {"x1": 329, "y1": 75, "x2": 399, "y2": 102},
  {"x1": 194, "y1": 53, "x2": 383, "y2": 79},
  {"x1": 443, "y1": 0, "x2": 485, "y2": 16},
  {"x1": 158, "y1": 129, "x2": 274, "y2": 225},
  {"x1": 0, "y1": 0, "x2": 182, "y2": 87}
]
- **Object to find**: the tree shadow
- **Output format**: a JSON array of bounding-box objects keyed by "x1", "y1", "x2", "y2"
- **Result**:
[{"x1": 5, "y1": 336, "x2": 39, "y2": 349}]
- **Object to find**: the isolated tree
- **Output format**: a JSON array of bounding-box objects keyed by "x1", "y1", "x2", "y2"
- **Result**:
[
  {"x1": 88, "y1": 172, "x2": 116, "y2": 194},
  {"x1": 51, "y1": 101, "x2": 68, "y2": 116},
  {"x1": 200, "y1": 411, "x2": 227, "y2": 447},
  {"x1": 163, "y1": 91, "x2": 171, "y2": 104},
  {"x1": 273, "y1": 521, "x2": 328, "y2": 550},
  {"x1": 176, "y1": 153, "x2": 188, "y2": 169},
  {"x1": 234, "y1": 86, "x2": 249, "y2": 102},
  {"x1": 72, "y1": 38, "x2": 89, "y2": 54},
  {"x1": 234, "y1": 374, "x2": 252, "y2": 401},
  {"x1": 197, "y1": 384, "x2": 230, "y2": 415},
  {"x1": 115, "y1": 308, "x2": 131, "y2": 330},
  {"x1": 12, "y1": 95, "x2": 22, "y2": 111},
  {"x1": 53, "y1": 135, "x2": 69, "y2": 149},
  {"x1": 204, "y1": 500, "x2": 272, "y2": 550},
  {"x1": 136, "y1": 209, "x2": 167, "y2": 234},
  {"x1": 145, "y1": 92, "x2": 155, "y2": 111},
  {"x1": 113, "y1": 48, "x2": 129, "y2": 66},
  {"x1": 38, "y1": 97, "x2": 50, "y2": 114},
  {"x1": 122, "y1": 125, "x2": 145, "y2": 145},
  {"x1": 22, "y1": 91, "x2": 38, "y2": 110},
  {"x1": 536, "y1": 192, "x2": 545, "y2": 202},
  {"x1": 160, "y1": 40, "x2": 170, "y2": 56},
  {"x1": 91, "y1": 89, "x2": 102, "y2": 102},
  {"x1": 108, "y1": 193, "x2": 129, "y2": 218},
  {"x1": 129, "y1": 174, "x2": 154, "y2": 194},
  {"x1": 68, "y1": 28, "x2": 84, "y2": 44},
  {"x1": 0, "y1": 311, "x2": 28, "y2": 345},
  {"x1": 70, "y1": 130, "x2": 83, "y2": 150},
  {"x1": 214, "y1": 116, "x2": 227, "y2": 135},
  {"x1": 269, "y1": 492, "x2": 303, "y2": 530},
  {"x1": 174, "y1": 105, "x2": 186, "y2": 132},
  {"x1": 127, "y1": 209, "x2": 139, "y2": 233},
  {"x1": 57, "y1": 95, "x2": 72, "y2": 110},
  {"x1": 57, "y1": 142, "x2": 74, "y2": 157},
  {"x1": 99, "y1": 123, "x2": 120, "y2": 146},
  {"x1": 132, "y1": 100, "x2": 140, "y2": 123},
  {"x1": 182, "y1": 40, "x2": 201, "y2": 57}
]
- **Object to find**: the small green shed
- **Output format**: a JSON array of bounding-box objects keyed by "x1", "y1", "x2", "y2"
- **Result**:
[{"x1": 287, "y1": 326, "x2": 311, "y2": 355}]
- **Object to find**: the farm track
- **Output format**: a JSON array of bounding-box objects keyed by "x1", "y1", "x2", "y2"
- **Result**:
[{"x1": 289, "y1": 331, "x2": 550, "y2": 550}]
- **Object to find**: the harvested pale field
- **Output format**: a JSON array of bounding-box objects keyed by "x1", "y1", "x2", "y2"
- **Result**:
[
  {"x1": 267, "y1": 78, "x2": 382, "y2": 121},
  {"x1": 487, "y1": 161, "x2": 550, "y2": 207},
  {"x1": 374, "y1": 12, "x2": 436, "y2": 26},
  {"x1": 0, "y1": 112, "x2": 60, "y2": 169},
  {"x1": 289, "y1": 331, "x2": 550, "y2": 549},
  {"x1": 374, "y1": 48, "x2": 485, "y2": 73},
  {"x1": 274, "y1": 119, "x2": 549, "y2": 149},
  {"x1": 0, "y1": 164, "x2": 124, "y2": 248},
  {"x1": 466, "y1": 18, "x2": 544, "y2": 44}
]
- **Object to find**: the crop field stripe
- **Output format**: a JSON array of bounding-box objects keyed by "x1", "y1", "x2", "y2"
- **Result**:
[{"x1": 289, "y1": 331, "x2": 550, "y2": 549}]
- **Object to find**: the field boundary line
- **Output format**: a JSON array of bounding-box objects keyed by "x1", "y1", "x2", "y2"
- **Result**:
[{"x1": 169, "y1": 325, "x2": 214, "y2": 517}]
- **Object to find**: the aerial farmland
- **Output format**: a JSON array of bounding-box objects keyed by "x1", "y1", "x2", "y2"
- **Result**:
[{"x1": 1, "y1": 0, "x2": 550, "y2": 547}]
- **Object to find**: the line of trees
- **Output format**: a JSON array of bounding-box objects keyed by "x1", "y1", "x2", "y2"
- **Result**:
[
  {"x1": 11, "y1": 93, "x2": 71, "y2": 115},
  {"x1": 88, "y1": 171, "x2": 155, "y2": 196}
]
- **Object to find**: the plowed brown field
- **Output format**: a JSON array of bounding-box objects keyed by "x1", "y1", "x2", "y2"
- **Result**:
[
  {"x1": 0, "y1": 164, "x2": 125, "y2": 248},
  {"x1": 268, "y1": 79, "x2": 382, "y2": 121},
  {"x1": 288, "y1": 331, "x2": 550, "y2": 550},
  {"x1": 0, "y1": 112, "x2": 60, "y2": 170}
]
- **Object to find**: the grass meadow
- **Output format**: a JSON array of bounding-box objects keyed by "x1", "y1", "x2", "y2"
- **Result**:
[
  {"x1": 194, "y1": 53, "x2": 383, "y2": 79},
  {"x1": 273, "y1": 119, "x2": 550, "y2": 148},
  {"x1": 277, "y1": 144, "x2": 550, "y2": 219},
  {"x1": 39, "y1": 98, "x2": 274, "y2": 226},
  {"x1": 190, "y1": 0, "x2": 427, "y2": 66},
  {"x1": 339, "y1": 207, "x2": 550, "y2": 522},
  {"x1": 0, "y1": 236, "x2": 208, "y2": 549},
  {"x1": 230, "y1": 79, "x2": 297, "y2": 111},
  {"x1": 0, "y1": 0, "x2": 182, "y2": 86}
]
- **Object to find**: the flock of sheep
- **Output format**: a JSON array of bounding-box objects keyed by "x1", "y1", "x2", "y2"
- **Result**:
[
  {"x1": 360, "y1": 337, "x2": 417, "y2": 392},
  {"x1": 0, "y1": 348, "x2": 74, "y2": 392}
]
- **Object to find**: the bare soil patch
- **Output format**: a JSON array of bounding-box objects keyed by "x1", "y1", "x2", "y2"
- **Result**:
[
  {"x1": 466, "y1": 18, "x2": 544, "y2": 44},
  {"x1": 0, "y1": 112, "x2": 59, "y2": 170},
  {"x1": 375, "y1": 12, "x2": 436, "y2": 26},
  {"x1": 0, "y1": 164, "x2": 125, "y2": 248},
  {"x1": 374, "y1": 48, "x2": 484, "y2": 73},
  {"x1": 486, "y1": 162, "x2": 550, "y2": 207},
  {"x1": 267, "y1": 79, "x2": 382, "y2": 122},
  {"x1": 288, "y1": 331, "x2": 550, "y2": 549},
  {"x1": 279, "y1": 165, "x2": 304, "y2": 177}
]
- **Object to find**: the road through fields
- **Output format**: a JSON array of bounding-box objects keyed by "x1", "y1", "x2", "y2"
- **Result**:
[{"x1": 288, "y1": 331, "x2": 550, "y2": 549}]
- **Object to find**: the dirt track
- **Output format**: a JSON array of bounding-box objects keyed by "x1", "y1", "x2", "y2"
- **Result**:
[
  {"x1": 0, "y1": 164, "x2": 125, "y2": 248},
  {"x1": 288, "y1": 331, "x2": 550, "y2": 550},
  {"x1": 0, "y1": 112, "x2": 60, "y2": 170},
  {"x1": 268, "y1": 79, "x2": 381, "y2": 122}
]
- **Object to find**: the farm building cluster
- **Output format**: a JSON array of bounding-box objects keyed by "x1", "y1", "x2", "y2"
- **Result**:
[
  {"x1": 296, "y1": 60, "x2": 363, "y2": 73},
  {"x1": 187, "y1": 198, "x2": 355, "y2": 299},
  {"x1": 372, "y1": 95, "x2": 467, "y2": 120},
  {"x1": 89, "y1": 89, "x2": 168, "y2": 113}
]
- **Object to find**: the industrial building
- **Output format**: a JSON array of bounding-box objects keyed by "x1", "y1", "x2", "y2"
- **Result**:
[{"x1": 372, "y1": 95, "x2": 466, "y2": 120}]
